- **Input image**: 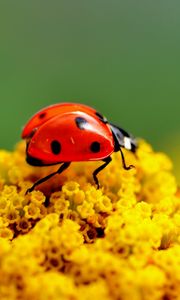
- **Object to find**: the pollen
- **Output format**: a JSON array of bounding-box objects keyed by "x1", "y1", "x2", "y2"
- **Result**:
[{"x1": 0, "y1": 140, "x2": 179, "y2": 299}]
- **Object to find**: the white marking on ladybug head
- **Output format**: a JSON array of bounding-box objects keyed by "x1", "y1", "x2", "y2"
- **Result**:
[{"x1": 124, "y1": 137, "x2": 131, "y2": 150}]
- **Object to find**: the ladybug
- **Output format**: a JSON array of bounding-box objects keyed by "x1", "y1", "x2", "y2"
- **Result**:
[{"x1": 22, "y1": 103, "x2": 137, "y2": 193}]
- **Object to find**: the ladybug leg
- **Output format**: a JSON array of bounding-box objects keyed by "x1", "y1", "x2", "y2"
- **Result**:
[
  {"x1": 25, "y1": 162, "x2": 71, "y2": 194},
  {"x1": 93, "y1": 156, "x2": 112, "y2": 189},
  {"x1": 119, "y1": 147, "x2": 134, "y2": 170}
]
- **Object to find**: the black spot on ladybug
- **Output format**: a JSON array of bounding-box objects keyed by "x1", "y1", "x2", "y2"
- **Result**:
[
  {"x1": 51, "y1": 140, "x2": 61, "y2": 155},
  {"x1": 95, "y1": 111, "x2": 108, "y2": 123},
  {"x1": 90, "y1": 141, "x2": 101, "y2": 153},
  {"x1": 39, "y1": 112, "x2": 47, "y2": 119},
  {"x1": 75, "y1": 117, "x2": 88, "y2": 130}
]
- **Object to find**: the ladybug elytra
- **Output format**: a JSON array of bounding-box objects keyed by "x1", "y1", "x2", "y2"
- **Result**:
[{"x1": 22, "y1": 103, "x2": 137, "y2": 193}]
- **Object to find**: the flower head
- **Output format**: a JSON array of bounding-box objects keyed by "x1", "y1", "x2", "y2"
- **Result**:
[{"x1": 0, "y1": 140, "x2": 179, "y2": 299}]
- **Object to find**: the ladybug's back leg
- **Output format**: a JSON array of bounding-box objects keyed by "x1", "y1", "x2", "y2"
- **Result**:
[{"x1": 26, "y1": 162, "x2": 71, "y2": 194}]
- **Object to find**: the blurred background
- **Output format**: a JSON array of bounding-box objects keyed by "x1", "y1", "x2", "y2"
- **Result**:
[{"x1": 0, "y1": 1, "x2": 179, "y2": 180}]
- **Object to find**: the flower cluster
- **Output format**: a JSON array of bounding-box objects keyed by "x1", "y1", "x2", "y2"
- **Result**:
[{"x1": 0, "y1": 140, "x2": 179, "y2": 300}]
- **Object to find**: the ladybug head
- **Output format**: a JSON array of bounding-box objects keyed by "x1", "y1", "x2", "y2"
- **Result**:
[{"x1": 109, "y1": 123, "x2": 137, "y2": 153}]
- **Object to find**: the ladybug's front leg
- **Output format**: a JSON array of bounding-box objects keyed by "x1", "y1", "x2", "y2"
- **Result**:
[
  {"x1": 92, "y1": 156, "x2": 112, "y2": 189},
  {"x1": 119, "y1": 147, "x2": 134, "y2": 170}
]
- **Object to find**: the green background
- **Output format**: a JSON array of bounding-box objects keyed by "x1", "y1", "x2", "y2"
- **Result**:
[{"x1": 0, "y1": 1, "x2": 179, "y2": 175}]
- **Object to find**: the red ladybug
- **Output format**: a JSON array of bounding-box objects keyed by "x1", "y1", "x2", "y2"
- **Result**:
[{"x1": 22, "y1": 103, "x2": 137, "y2": 193}]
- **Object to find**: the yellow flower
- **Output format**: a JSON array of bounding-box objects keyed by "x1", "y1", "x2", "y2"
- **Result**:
[
  {"x1": 53, "y1": 198, "x2": 70, "y2": 214},
  {"x1": 5, "y1": 207, "x2": 19, "y2": 224},
  {"x1": 24, "y1": 203, "x2": 41, "y2": 219},
  {"x1": 136, "y1": 265, "x2": 166, "y2": 300},
  {"x1": 0, "y1": 196, "x2": 10, "y2": 213},
  {"x1": 0, "y1": 139, "x2": 179, "y2": 299},
  {"x1": 94, "y1": 195, "x2": 112, "y2": 213},
  {"x1": 0, "y1": 227, "x2": 14, "y2": 240},
  {"x1": 62, "y1": 181, "x2": 80, "y2": 196},
  {"x1": 30, "y1": 190, "x2": 46, "y2": 205},
  {"x1": 24, "y1": 272, "x2": 78, "y2": 300},
  {"x1": 77, "y1": 200, "x2": 95, "y2": 218},
  {"x1": 16, "y1": 217, "x2": 32, "y2": 233}
]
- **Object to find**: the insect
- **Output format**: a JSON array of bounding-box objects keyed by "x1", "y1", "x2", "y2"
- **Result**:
[{"x1": 22, "y1": 103, "x2": 137, "y2": 194}]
